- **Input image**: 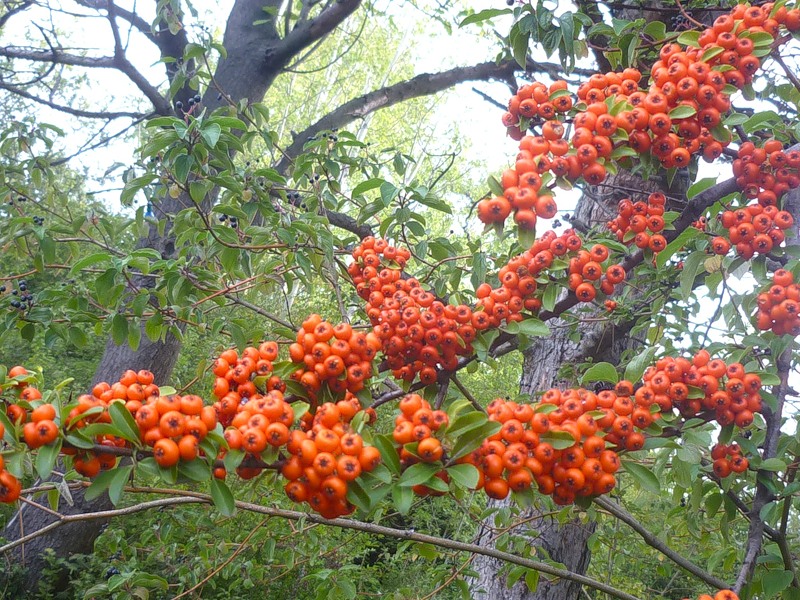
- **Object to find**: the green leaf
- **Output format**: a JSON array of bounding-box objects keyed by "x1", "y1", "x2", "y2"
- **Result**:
[
  {"x1": 541, "y1": 430, "x2": 578, "y2": 450},
  {"x1": 447, "y1": 463, "x2": 480, "y2": 489},
  {"x1": 624, "y1": 346, "x2": 657, "y2": 384},
  {"x1": 700, "y1": 46, "x2": 724, "y2": 63},
  {"x1": 85, "y1": 468, "x2": 120, "y2": 502},
  {"x1": 471, "y1": 252, "x2": 487, "y2": 290},
  {"x1": 677, "y1": 31, "x2": 700, "y2": 47},
  {"x1": 379, "y1": 182, "x2": 399, "y2": 206},
  {"x1": 200, "y1": 123, "x2": 221, "y2": 147},
  {"x1": 178, "y1": 459, "x2": 211, "y2": 482},
  {"x1": 414, "y1": 192, "x2": 452, "y2": 214},
  {"x1": 371, "y1": 435, "x2": 401, "y2": 476},
  {"x1": 69, "y1": 252, "x2": 111, "y2": 276},
  {"x1": 687, "y1": 177, "x2": 718, "y2": 199},
  {"x1": 446, "y1": 411, "x2": 489, "y2": 439},
  {"x1": 398, "y1": 462, "x2": 441, "y2": 487},
  {"x1": 510, "y1": 27, "x2": 530, "y2": 69},
  {"x1": 392, "y1": 484, "x2": 413, "y2": 515},
  {"x1": 351, "y1": 178, "x2": 385, "y2": 196},
  {"x1": 760, "y1": 458, "x2": 787, "y2": 472},
  {"x1": 210, "y1": 478, "x2": 236, "y2": 516},
  {"x1": 450, "y1": 421, "x2": 501, "y2": 460},
  {"x1": 680, "y1": 251, "x2": 707, "y2": 301},
  {"x1": 35, "y1": 440, "x2": 62, "y2": 480},
  {"x1": 762, "y1": 570, "x2": 793, "y2": 597},
  {"x1": 111, "y1": 314, "x2": 128, "y2": 346},
  {"x1": 459, "y1": 8, "x2": 512, "y2": 27},
  {"x1": 744, "y1": 110, "x2": 781, "y2": 134},
  {"x1": 108, "y1": 465, "x2": 133, "y2": 505},
  {"x1": 669, "y1": 105, "x2": 697, "y2": 120},
  {"x1": 525, "y1": 569, "x2": 540, "y2": 592},
  {"x1": 173, "y1": 154, "x2": 194, "y2": 183},
  {"x1": 542, "y1": 283, "x2": 558, "y2": 312},
  {"x1": 108, "y1": 401, "x2": 141, "y2": 445},
  {"x1": 622, "y1": 460, "x2": 660, "y2": 494},
  {"x1": 516, "y1": 318, "x2": 550, "y2": 337},
  {"x1": 642, "y1": 21, "x2": 666, "y2": 40},
  {"x1": 581, "y1": 362, "x2": 619, "y2": 385}
]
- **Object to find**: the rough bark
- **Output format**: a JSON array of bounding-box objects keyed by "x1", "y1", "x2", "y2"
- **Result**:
[{"x1": 469, "y1": 170, "x2": 683, "y2": 599}]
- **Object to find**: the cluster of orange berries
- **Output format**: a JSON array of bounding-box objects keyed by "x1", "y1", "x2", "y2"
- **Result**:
[
  {"x1": 210, "y1": 344, "x2": 283, "y2": 423},
  {"x1": 711, "y1": 441, "x2": 749, "y2": 479},
  {"x1": 281, "y1": 399, "x2": 381, "y2": 518},
  {"x1": 463, "y1": 391, "x2": 637, "y2": 506},
  {"x1": 220, "y1": 389, "x2": 295, "y2": 479},
  {"x1": 502, "y1": 79, "x2": 573, "y2": 139},
  {"x1": 477, "y1": 121, "x2": 566, "y2": 228},
  {"x1": 697, "y1": 4, "x2": 800, "y2": 86},
  {"x1": 65, "y1": 369, "x2": 162, "y2": 477},
  {"x1": 734, "y1": 140, "x2": 800, "y2": 205},
  {"x1": 349, "y1": 237, "x2": 477, "y2": 383},
  {"x1": 711, "y1": 203, "x2": 793, "y2": 259},
  {"x1": 563, "y1": 239, "x2": 627, "y2": 303},
  {"x1": 608, "y1": 192, "x2": 668, "y2": 254},
  {"x1": 640, "y1": 351, "x2": 762, "y2": 429},
  {"x1": 391, "y1": 394, "x2": 454, "y2": 497},
  {"x1": 288, "y1": 314, "x2": 378, "y2": 398},
  {"x1": 490, "y1": 3, "x2": 800, "y2": 236},
  {"x1": 685, "y1": 590, "x2": 739, "y2": 600},
  {"x1": 133, "y1": 392, "x2": 219, "y2": 469},
  {"x1": 479, "y1": 229, "x2": 625, "y2": 313},
  {"x1": 392, "y1": 393, "x2": 449, "y2": 452},
  {"x1": 756, "y1": 268, "x2": 800, "y2": 336}
]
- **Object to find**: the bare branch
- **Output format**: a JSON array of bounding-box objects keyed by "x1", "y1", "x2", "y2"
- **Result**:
[
  {"x1": 0, "y1": 45, "x2": 115, "y2": 68},
  {"x1": 734, "y1": 349, "x2": 791, "y2": 591},
  {"x1": 276, "y1": 59, "x2": 518, "y2": 173},
  {"x1": 3, "y1": 485, "x2": 645, "y2": 600},
  {"x1": 267, "y1": 0, "x2": 363, "y2": 69},
  {"x1": 593, "y1": 496, "x2": 728, "y2": 590},
  {"x1": 0, "y1": 79, "x2": 146, "y2": 119},
  {"x1": 74, "y1": 0, "x2": 158, "y2": 45},
  {"x1": 0, "y1": 0, "x2": 33, "y2": 29},
  {"x1": 106, "y1": 1, "x2": 171, "y2": 114}
]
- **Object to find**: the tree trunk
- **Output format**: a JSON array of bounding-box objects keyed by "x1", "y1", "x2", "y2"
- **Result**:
[{"x1": 469, "y1": 169, "x2": 682, "y2": 599}]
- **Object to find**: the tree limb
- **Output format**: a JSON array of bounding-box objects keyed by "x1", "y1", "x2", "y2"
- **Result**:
[
  {"x1": 0, "y1": 0, "x2": 33, "y2": 29},
  {"x1": 106, "y1": 1, "x2": 171, "y2": 115},
  {"x1": 0, "y1": 45, "x2": 115, "y2": 68},
  {"x1": 3, "y1": 484, "x2": 646, "y2": 600},
  {"x1": 593, "y1": 496, "x2": 728, "y2": 590},
  {"x1": 734, "y1": 346, "x2": 792, "y2": 592},
  {"x1": 266, "y1": 0, "x2": 363, "y2": 71},
  {"x1": 276, "y1": 59, "x2": 518, "y2": 174},
  {"x1": 74, "y1": 0, "x2": 158, "y2": 45},
  {"x1": 0, "y1": 80, "x2": 146, "y2": 119}
]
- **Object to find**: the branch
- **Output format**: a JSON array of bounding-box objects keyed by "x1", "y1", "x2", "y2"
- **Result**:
[
  {"x1": 593, "y1": 496, "x2": 728, "y2": 590},
  {"x1": 74, "y1": 0, "x2": 158, "y2": 45},
  {"x1": 276, "y1": 59, "x2": 518, "y2": 173},
  {"x1": 0, "y1": 0, "x2": 33, "y2": 29},
  {"x1": 0, "y1": 45, "x2": 115, "y2": 68},
  {"x1": 266, "y1": 0, "x2": 363, "y2": 69},
  {"x1": 733, "y1": 344, "x2": 793, "y2": 592},
  {"x1": 0, "y1": 80, "x2": 146, "y2": 120},
  {"x1": 106, "y1": 1, "x2": 171, "y2": 115},
  {"x1": 3, "y1": 485, "x2": 645, "y2": 600}
]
